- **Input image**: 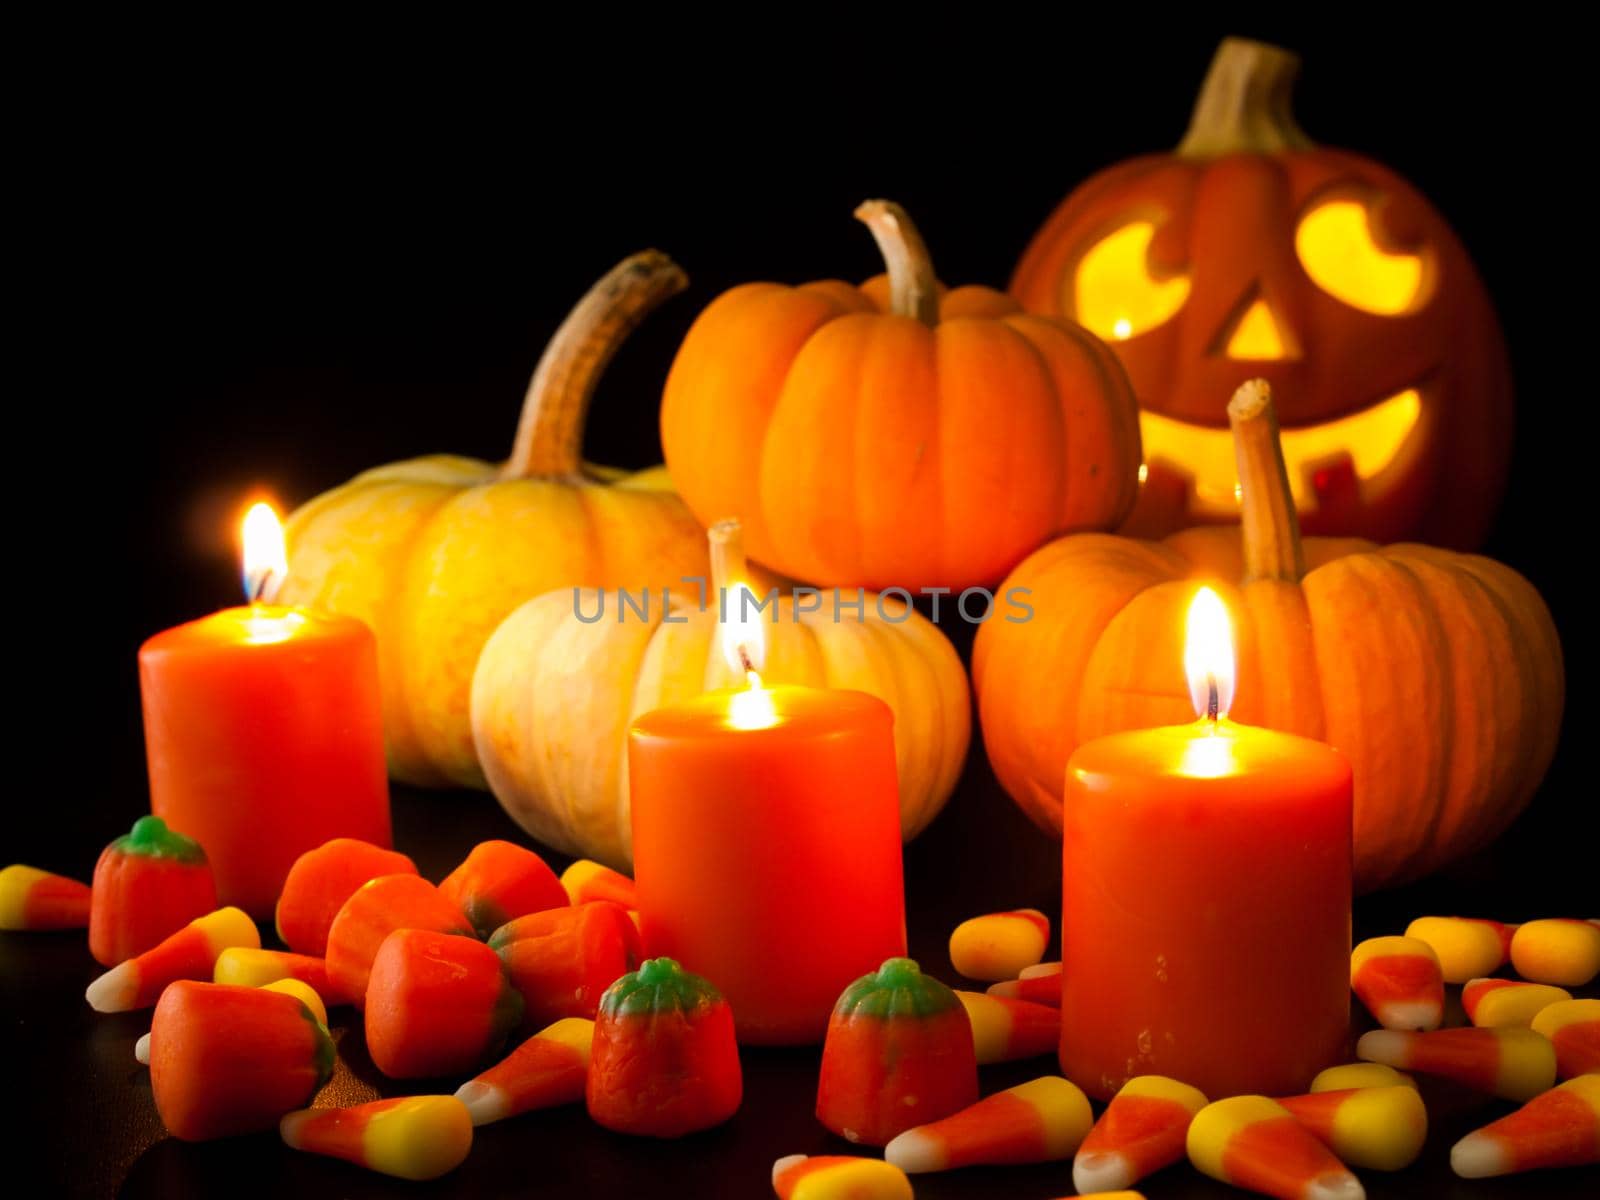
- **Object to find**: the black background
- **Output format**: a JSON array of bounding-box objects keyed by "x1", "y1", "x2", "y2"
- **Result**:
[{"x1": 8, "y1": 15, "x2": 1596, "y2": 1198}]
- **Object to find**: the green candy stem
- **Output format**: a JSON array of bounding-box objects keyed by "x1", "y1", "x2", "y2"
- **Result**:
[
  {"x1": 833, "y1": 956, "x2": 961, "y2": 1020},
  {"x1": 600, "y1": 957, "x2": 724, "y2": 1018},
  {"x1": 113, "y1": 815, "x2": 208, "y2": 865}
]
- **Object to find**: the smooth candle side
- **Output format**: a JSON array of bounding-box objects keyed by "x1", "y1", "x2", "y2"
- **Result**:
[{"x1": 1061, "y1": 721, "x2": 1352, "y2": 1100}]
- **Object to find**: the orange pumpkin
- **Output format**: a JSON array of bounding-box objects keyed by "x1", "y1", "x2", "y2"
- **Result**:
[
  {"x1": 974, "y1": 381, "x2": 1561, "y2": 892},
  {"x1": 1012, "y1": 38, "x2": 1511, "y2": 548},
  {"x1": 662, "y1": 200, "x2": 1141, "y2": 591}
]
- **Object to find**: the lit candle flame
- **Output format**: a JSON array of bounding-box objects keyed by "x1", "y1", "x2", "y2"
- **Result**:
[
  {"x1": 241, "y1": 501, "x2": 288, "y2": 605},
  {"x1": 1184, "y1": 586, "x2": 1235, "y2": 723},
  {"x1": 719, "y1": 581, "x2": 768, "y2": 680}
]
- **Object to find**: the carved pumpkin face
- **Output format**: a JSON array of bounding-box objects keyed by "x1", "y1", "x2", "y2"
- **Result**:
[{"x1": 1012, "y1": 38, "x2": 1512, "y2": 547}]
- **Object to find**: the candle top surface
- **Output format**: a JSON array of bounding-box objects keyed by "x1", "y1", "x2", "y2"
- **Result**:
[
  {"x1": 140, "y1": 605, "x2": 372, "y2": 654},
  {"x1": 1068, "y1": 719, "x2": 1351, "y2": 787},
  {"x1": 631, "y1": 684, "x2": 891, "y2": 740}
]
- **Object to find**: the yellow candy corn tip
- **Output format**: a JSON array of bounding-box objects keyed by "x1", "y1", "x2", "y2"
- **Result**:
[
  {"x1": 1311, "y1": 1063, "x2": 1414, "y2": 1092},
  {"x1": 772, "y1": 1155, "x2": 912, "y2": 1200},
  {"x1": 1073, "y1": 1149, "x2": 1137, "y2": 1193},
  {"x1": 85, "y1": 961, "x2": 137, "y2": 1013},
  {"x1": 453, "y1": 1080, "x2": 508, "y2": 1127},
  {"x1": 537, "y1": 1016, "x2": 595, "y2": 1063},
  {"x1": 1016, "y1": 1075, "x2": 1093, "y2": 1156},
  {"x1": 196, "y1": 906, "x2": 261, "y2": 953},
  {"x1": 362, "y1": 1096, "x2": 473, "y2": 1180},
  {"x1": 260, "y1": 978, "x2": 328, "y2": 1026},
  {"x1": 0, "y1": 865, "x2": 48, "y2": 928},
  {"x1": 134, "y1": 1032, "x2": 151, "y2": 1065},
  {"x1": 1119, "y1": 1074, "x2": 1211, "y2": 1111},
  {"x1": 1328, "y1": 1086, "x2": 1428, "y2": 1171}
]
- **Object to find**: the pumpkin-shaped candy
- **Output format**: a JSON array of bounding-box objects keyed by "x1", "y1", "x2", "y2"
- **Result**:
[
  {"x1": 279, "y1": 253, "x2": 709, "y2": 787},
  {"x1": 662, "y1": 200, "x2": 1141, "y2": 591},
  {"x1": 472, "y1": 518, "x2": 969, "y2": 868},
  {"x1": 974, "y1": 381, "x2": 1561, "y2": 892}
]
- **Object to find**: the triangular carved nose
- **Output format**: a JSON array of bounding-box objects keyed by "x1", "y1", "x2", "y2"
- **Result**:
[{"x1": 1220, "y1": 296, "x2": 1294, "y2": 360}]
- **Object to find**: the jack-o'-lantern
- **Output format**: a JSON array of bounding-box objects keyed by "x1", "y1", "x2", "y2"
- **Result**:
[{"x1": 1012, "y1": 37, "x2": 1511, "y2": 547}]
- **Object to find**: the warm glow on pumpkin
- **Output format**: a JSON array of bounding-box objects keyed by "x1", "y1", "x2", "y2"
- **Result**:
[
  {"x1": 1141, "y1": 387, "x2": 1423, "y2": 514},
  {"x1": 1184, "y1": 586, "x2": 1235, "y2": 722},
  {"x1": 1296, "y1": 200, "x2": 1426, "y2": 314},
  {"x1": 1224, "y1": 298, "x2": 1289, "y2": 360},
  {"x1": 1073, "y1": 221, "x2": 1191, "y2": 340},
  {"x1": 241, "y1": 501, "x2": 288, "y2": 604}
]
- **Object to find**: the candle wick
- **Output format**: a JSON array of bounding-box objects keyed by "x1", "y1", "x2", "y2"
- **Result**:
[
  {"x1": 247, "y1": 571, "x2": 269, "y2": 606},
  {"x1": 1207, "y1": 676, "x2": 1219, "y2": 724},
  {"x1": 737, "y1": 645, "x2": 754, "y2": 675}
]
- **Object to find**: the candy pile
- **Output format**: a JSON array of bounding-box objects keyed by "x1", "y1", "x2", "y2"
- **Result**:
[{"x1": 6, "y1": 830, "x2": 1598, "y2": 1193}]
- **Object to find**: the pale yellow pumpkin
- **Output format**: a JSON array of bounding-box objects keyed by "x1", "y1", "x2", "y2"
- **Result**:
[
  {"x1": 279, "y1": 254, "x2": 708, "y2": 787},
  {"x1": 471, "y1": 520, "x2": 971, "y2": 868}
]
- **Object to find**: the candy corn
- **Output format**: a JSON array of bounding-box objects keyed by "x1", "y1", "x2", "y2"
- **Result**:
[
  {"x1": 274, "y1": 837, "x2": 417, "y2": 956},
  {"x1": 885, "y1": 1075, "x2": 1090, "y2": 1172},
  {"x1": 1451, "y1": 1074, "x2": 1600, "y2": 1178},
  {"x1": 1462, "y1": 977, "x2": 1571, "y2": 1027},
  {"x1": 1187, "y1": 1095, "x2": 1364, "y2": 1200},
  {"x1": 1073, "y1": 1074, "x2": 1208, "y2": 1194},
  {"x1": 86, "y1": 906, "x2": 258, "y2": 1012},
  {"x1": 818, "y1": 957, "x2": 978, "y2": 1147},
  {"x1": 150, "y1": 980, "x2": 333, "y2": 1140},
  {"x1": 1278, "y1": 1086, "x2": 1427, "y2": 1171},
  {"x1": 955, "y1": 990, "x2": 1059, "y2": 1064},
  {"x1": 1357, "y1": 1026, "x2": 1556, "y2": 1101},
  {"x1": 280, "y1": 1095, "x2": 473, "y2": 1181},
  {"x1": 89, "y1": 816, "x2": 217, "y2": 966},
  {"x1": 324, "y1": 874, "x2": 472, "y2": 1008},
  {"x1": 560, "y1": 858, "x2": 637, "y2": 910},
  {"x1": 948, "y1": 909, "x2": 1050, "y2": 982},
  {"x1": 1531, "y1": 998, "x2": 1600, "y2": 1079},
  {"x1": 489, "y1": 900, "x2": 640, "y2": 1027},
  {"x1": 364, "y1": 928, "x2": 522, "y2": 1079},
  {"x1": 771, "y1": 1155, "x2": 912, "y2": 1200},
  {"x1": 1404, "y1": 916, "x2": 1515, "y2": 983},
  {"x1": 455, "y1": 1017, "x2": 594, "y2": 1126},
  {"x1": 1511, "y1": 918, "x2": 1600, "y2": 986},
  {"x1": 0, "y1": 864, "x2": 91, "y2": 930},
  {"x1": 1349, "y1": 936, "x2": 1443, "y2": 1031},
  {"x1": 986, "y1": 960, "x2": 1061, "y2": 1007},
  {"x1": 213, "y1": 946, "x2": 336, "y2": 1002},
  {"x1": 1309, "y1": 1063, "x2": 1414, "y2": 1092},
  {"x1": 587, "y1": 958, "x2": 742, "y2": 1137},
  {"x1": 439, "y1": 839, "x2": 568, "y2": 938}
]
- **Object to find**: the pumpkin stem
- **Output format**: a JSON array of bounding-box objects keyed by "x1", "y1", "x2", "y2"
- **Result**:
[
  {"x1": 1176, "y1": 37, "x2": 1313, "y2": 159},
  {"x1": 503, "y1": 251, "x2": 688, "y2": 479},
  {"x1": 707, "y1": 518, "x2": 750, "y2": 600},
  {"x1": 854, "y1": 200, "x2": 939, "y2": 326},
  {"x1": 1229, "y1": 379, "x2": 1306, "y2": 583}
]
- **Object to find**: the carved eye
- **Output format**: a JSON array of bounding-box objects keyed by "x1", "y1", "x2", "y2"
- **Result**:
[
  {"x1": 1072, "y1": 221, "x2": 1191, "y2": 341},
  {"x1": 1295, "y1": 199, "x2": 1428, "y2": 314}
]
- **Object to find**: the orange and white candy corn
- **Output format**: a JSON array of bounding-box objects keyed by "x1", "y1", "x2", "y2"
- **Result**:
[
  {"x1": 1404, "y1": 916, "x2": 1515, "y2": 983},
  {"x1": 1309, "y1": 1063, "x2": 1414, "y2": 1092},
  {"x1": 1451, "y1": 1074, "x2": 1600, "y2": 1178},
  {"x1": 771, "y1": 1155, "x2": 912, "y2": 1200},
  {"x1": 1357, "y1": 1026, "x2": 1556, "y2": 1101},
  {"x1": 1531, "y1": 998, "x2": 1600, "y2": 1079},
  {"x1": 1462, "y1": 977, "x2": 1571, "y2": 1027},
  {"x1": 280, "y1": 1095, "x2": 473, "y2": 1181},
  {"x1": 1187, "y1": 1095, "x2": 1364, "y2": 1200},
  {"x1": 1278, "y1": 1086, "x2": 1427, "y2": 1171},
  {"x1": 1074, "y1": 1074, "x2": 1208, "y2": 1194},
  {"x1": 885, "y1": 1075, "x2": 1091, "y2": 1172},
  {"x1": 0, "y1": 864, "x2": 91, "y2": 930},
  {"x1": 1350, "y1": 936, "x2": 1442, "y2": 1031},
  {"x1": 86, "y1": 907, "x2": 258, "y2": 1013},
  {"x1": 949, "y1": 909, "x2": 1050, "y2": 982},
  {"x1": 560, "y1": 859, "x2": 637, "y2": 910},
  {"x1": 1511, "y1": 918, "x2": 1600, "y2": 987},
  {"x1": 955, "y1": 990, "x2": 1059, "y2": 1064},
  {"x1": 455, "y1": 1017, "x2": 594, "y2": 1126},
  {"x1": 986, "y1": 960, "x2": 1061, "y2": 1007}
]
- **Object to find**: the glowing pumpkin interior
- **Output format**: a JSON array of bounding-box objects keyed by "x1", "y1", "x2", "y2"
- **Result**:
[{"x1": 1072, "y1": 198, "x2": 1430, "y2": 514}]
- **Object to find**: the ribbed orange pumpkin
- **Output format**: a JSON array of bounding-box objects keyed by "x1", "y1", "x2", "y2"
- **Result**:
[
  {"x1": 661, "y1": 200, "x2": 1141, "y2": 591},
  {"x1": 974, "y1": 381, "x2": 1562, "y2": 891}
]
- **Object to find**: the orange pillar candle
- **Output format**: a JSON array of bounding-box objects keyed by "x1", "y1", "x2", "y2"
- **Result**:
[
  {"x1": 139, "y1": 503, "x2": 390, "y2": 917},
  {"x1": 627, "y1": 534, "x2": 905, "y2": 1045},
  {"x1": 1060, "y1": 588, "x2": 1352, "y2": 1100}
]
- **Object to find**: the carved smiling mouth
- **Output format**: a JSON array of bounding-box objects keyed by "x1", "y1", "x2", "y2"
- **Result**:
[{"x1": 1139, "y1": 387, "x2": 1425, "y2": 516}]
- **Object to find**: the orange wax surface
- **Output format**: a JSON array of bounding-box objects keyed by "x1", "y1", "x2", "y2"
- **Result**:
[
  {"x1": 1061, "y1": 719, "x2": 1352, "y2": 1101},
  {"x1": 140, "y1": 605, "x2": 390, "y2": 918},
  {"x1": 629, "y1": 686, "x2": 906, "y2": 1045}
]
